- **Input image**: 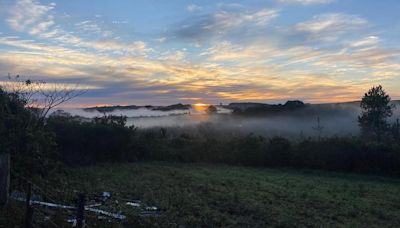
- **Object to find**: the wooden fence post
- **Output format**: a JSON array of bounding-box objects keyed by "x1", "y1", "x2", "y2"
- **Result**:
[
  {"x1": 0, "y1": 153, "x2": 10, "y2": 207},
  {"x1": 76, "y1": 193, "x2": 85, "y2": 228},
  {"x1": 24, "y1": 183, "x2": 33, "y2": 228}
]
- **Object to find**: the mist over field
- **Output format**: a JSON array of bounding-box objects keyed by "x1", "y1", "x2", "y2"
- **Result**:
[
  {"x1": 58, "y1": 107, "x2": 191, "y2": 118},
  {"x1": 55, "y1": 101, "x2": 400, "y2": 139}
]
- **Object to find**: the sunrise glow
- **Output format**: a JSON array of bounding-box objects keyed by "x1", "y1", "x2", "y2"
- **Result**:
[
  {"x1": 192, "y1": 103, "x2": 209, "y2": 112},
  {"x1": 0, "y1": 0, "x2": 399, "y2": 106}
]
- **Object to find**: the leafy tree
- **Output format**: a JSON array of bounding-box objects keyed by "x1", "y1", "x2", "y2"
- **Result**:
[
  {"x1": 0, "y1": 88, "x2": 57, "y2": 177},
  {"x1": 0, "y1": 75, "x2": 84, "y2": 176},
  {"x1": 358, "y1": 85, "x2": 395, "y2": 141}
]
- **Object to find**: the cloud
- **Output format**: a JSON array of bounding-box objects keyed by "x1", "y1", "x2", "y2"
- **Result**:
[
  {"x1": 209, "y1": 9, "x2": 278, "y2": 29},
  {"x1": 3, "y1": 0, "x2": 152, "y2": 55},
  {"x1": 187, "y1": 4, "x2": 202, "y2": 12},
  {"x1": 1, "y1": 35, "x2": 398, "y2": 105},
  {"x1": 160, "y1": 50, "x2": 186, "y2": 62},
  {"x1": 174, "y1": 9, "x2": 278, "y2": 42},
  {"x1": 217, "y1": 3, "x2": 244, "y2": 9},
  {"x1": 350, "y1": 36, "x2": 380, "y2": 48},
  {"x1": 201, "y1": 41, "x2": 271, "y2": 62},
  {"x1": 5, "y1": 0, "x2": 150, "y2": 56},
  {"x1": 7, "y1": 0, "x2": 55, "y2": 35},
  {"x1": 155, "y1": 37, "x2": 167, "y2": 43},
  {"x1": 75, "y1": 20, "x2": 113, "y2": 37},
  {"x1": 4, "y1": 31, "x2": 396, "y2": 104},
  {"x1": 278, "y1": 0, "x2": 334, "y2": 5},
  {"x1": 201, "y1": 40, "x2": 327, "y2": 66},
  {"x1": 0, "y1": 80, "x2": 100, "y2": 91},
  {"x1": 296, "y1": 13, "x2": 367, "y2": 40},
  {"x1": 83, "y1": 40, "x2": 151, "y2": 54},
  {"x1": 2, "y1": 1, "x2": 399, "y2": 105}
]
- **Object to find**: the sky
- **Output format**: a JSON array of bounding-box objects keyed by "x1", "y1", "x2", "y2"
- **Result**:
[{"x1": 0, "y1": 0, "x2": 399, "y2": 106}]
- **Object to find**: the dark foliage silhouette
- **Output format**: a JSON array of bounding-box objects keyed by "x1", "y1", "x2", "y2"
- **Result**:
[
  {"x1": 358, "y1": 85, "x2": 395, "y2": 142},
  {"x1": 0, "y1": 88, "x2": 57, "y2": 177}
]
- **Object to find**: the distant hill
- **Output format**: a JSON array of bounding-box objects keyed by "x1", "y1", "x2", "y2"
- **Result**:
[
  {"x1": 84, "y1": 105, "x2": 141, "y2": 112},
  {"x1": 227, "y1": 100, "x2": 400, "y2": 117},
  {"x1": 83, "y1": 103, "x2": 191, "y2": 113},
  {"x1": 152, "y1": 103, "x2": 191, "y2": 111},
  {"x1": 81, "y1": 100, "x2": 400, "y2": 115},
  {"x1": 228, "y1": 100, "x2": 305, "y2": 114}
]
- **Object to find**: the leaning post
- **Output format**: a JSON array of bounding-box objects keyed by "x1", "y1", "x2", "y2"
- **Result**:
[
  {"x1": 76, "y1": 193, "x2": 86, "y2": 228},
  {"x1": 0, "y1": 153, "x2": 10, "y2": 207}
]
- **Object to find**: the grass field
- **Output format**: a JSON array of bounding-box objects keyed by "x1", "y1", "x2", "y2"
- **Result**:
[{"x1": 2, "y1": 162, "x2": 400, "y2": 227}]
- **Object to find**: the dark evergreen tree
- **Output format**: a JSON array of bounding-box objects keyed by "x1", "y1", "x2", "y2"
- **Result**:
[{"x1": 358, "y1": 85, "x2": 394, "y2": 142}]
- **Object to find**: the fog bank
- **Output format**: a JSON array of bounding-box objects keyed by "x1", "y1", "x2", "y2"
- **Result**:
[{"x1": 54, "y1": 101, "x2": 400, "y2": 139}]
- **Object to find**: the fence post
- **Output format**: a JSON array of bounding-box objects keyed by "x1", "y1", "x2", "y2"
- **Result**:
[
  {"x1": 0, "y1": 153, "x2": 10, "y2": 207},
  {"x1": 24, "y1": 182, "x2": 33, "y2": 228},
  {"x1": 76, "y1": 193, "x2": 85, "y2": 228}
]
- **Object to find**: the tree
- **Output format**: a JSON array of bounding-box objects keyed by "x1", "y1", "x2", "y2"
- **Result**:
[
  {"x1": 206, "y1": 105, "x2": 217, "y2": 114},
  {"x1": 0, "y1": 74, "x2": 85, "y2": 176},
  {"x1": 358, "y1": 85, "x2": 395, "y2": 141},
  {"x1": 0, "y1": 87, "x2": 56, "y2": 177},
  {"x1": 3, "y1": 74, "x2": 86, "y2": 124}
]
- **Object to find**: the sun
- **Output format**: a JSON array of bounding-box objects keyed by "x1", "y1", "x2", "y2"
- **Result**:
[
  {"x1": 193, "y1": 103, "x2": 208, "y2": 107},
  {"x1": 192, "y1": 103, "x2": 209, "y2": 111}
]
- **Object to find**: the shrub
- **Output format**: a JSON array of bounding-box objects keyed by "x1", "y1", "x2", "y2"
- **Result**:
[
  {"x1": 45, "y1": 115, "x2": 400, "y2": 176},
  {"x1": 47, "y1": 115, "x2": 138, "y2": 165},
  {"x1": 0, "y1": 88, "x2": 57, "y2": 177},
  {"x1": 265, "y1": 137, "x2": 292, "y2": 167}
]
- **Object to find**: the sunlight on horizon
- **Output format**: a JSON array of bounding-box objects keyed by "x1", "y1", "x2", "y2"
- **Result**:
[{"x1": 192, "y1": 103, "x2": 209, "y2": 112}]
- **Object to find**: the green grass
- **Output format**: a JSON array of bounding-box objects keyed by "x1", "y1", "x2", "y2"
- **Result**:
[{"x1": 3, "y1": 162, "x2": 400, "y2": 227}]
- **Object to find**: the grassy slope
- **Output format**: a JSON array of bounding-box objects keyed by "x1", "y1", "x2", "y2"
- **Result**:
[
  {"x1": 3, "y1": 162, "x2": 400, "y2": 227},
  {"x1": 60, "y1": 162, "x2": 400, "y2": 227}
]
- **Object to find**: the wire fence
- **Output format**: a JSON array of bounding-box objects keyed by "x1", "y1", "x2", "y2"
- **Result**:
[
  {"x1": 10, "y1": 169, "x2": 74, "y2": 227},
  {"x1": 7, "y1": 169, "x2": 162, "y2": 227}
]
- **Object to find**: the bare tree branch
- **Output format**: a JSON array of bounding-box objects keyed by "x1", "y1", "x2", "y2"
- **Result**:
[{"x1": 2, "y1": 74, "x2": 87, "y2": 124}]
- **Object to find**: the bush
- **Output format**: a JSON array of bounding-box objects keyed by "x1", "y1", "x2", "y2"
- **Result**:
[
  {"x1": 0, "y1": 89, "x2": 57, "y2": 177},
  {"x1": 228, "y1": 134, "x2": 266, "y2": 166},
  {"x1": 45, "y1": 115, "x2": 400, "y2": 176},
  {"x1": 293, "y1": 137, "x2": 361, "y2": 171},
  {"x1": 265, "y1": 137, "x2": 292, "y2": 167},
  {"x1": 47, "y1": 115, "x2": 138, "y2": 165}
]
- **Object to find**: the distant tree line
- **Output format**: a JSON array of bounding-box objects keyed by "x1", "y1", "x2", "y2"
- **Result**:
[
  {"x1": 46, "y1": 85, "x2": 400, "y2": 175},
  {"x1": 230, "y1": 100, "x2": 306, "y2": 114},
  {"x1": 1, "y1": 76, "x2": 400, "y2": 177},
  {"x1": 44, "y1": 115, "x2": 400, "y2": 175}
]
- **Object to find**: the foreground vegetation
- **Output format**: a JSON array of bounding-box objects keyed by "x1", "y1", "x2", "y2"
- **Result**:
[
  {"x1": 46, "y1": 115, "x2": 400, "y2": 176},
  {"x1": 3, "y1": 162, "x2": 400, "y2": 227},
  {"x1": 1, "y1": 79, "x2": 400, "y2": 226},
  {"x1": 43, "y1": 85, "x2": 399, "y2": 176},
  {"x1": 1, "y1": 80, "x2": 399, "y2": 177}
]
